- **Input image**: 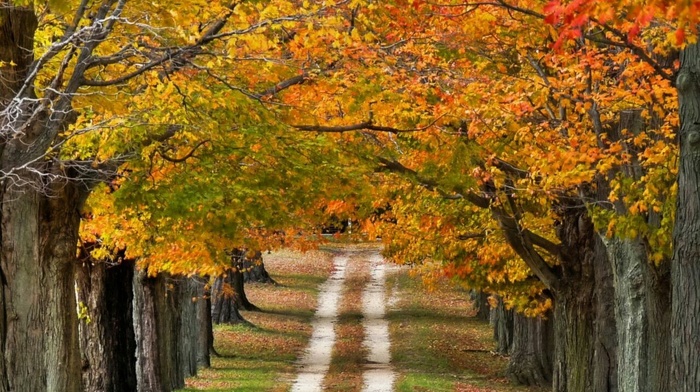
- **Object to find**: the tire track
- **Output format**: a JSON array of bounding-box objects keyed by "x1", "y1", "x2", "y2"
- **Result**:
[
  {"x1": 361, "y1": 253, "x2": 396, "y2": 392},
  {"x1": 290, "y1": 256, "x2": 348, "y2": 392}
]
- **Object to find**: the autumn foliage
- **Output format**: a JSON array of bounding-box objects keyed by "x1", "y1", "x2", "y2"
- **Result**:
[{"x1": 3, "y1": 0, "x2": 700, "y2": 390}]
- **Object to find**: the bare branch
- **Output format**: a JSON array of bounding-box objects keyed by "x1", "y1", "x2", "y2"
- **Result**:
[
  {"x1": 524, "y1": 229, "x2": 562, "y2": 256},
  {"x1": 259, "y1": 73, "x2": 307, "y2": 97},
  {"x1": 294, "y1": 115, "x2": 444, "y2": 134},
  {"x1": 457, "y1": 232, "x2": 486, "y2": 240},
  {"x1": 157, "y1": 140, "x2": 210, "y2": 163},
  {"x1": 587, "y1": 18, "x2": 674, "y2": 82}
]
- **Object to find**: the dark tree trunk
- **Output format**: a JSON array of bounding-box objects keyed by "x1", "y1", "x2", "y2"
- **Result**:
[
  {"x1": 506, "y1": 312, "x2": 554, "y2": 387},
  {"x1": 76, "y1": 256, "x2": 137, "y2": 392},
  {"x1": 480, "y1": 186, "x2": 617, "y2": 391},
  {"x1": 0, "y1": 5, "x2": 37, "y2": 103},
  {"x1": 178, "y1": 278, "x2": 199, "y2": 380},
  {"x1": 232, "y1": 266, "x2": 258, "y2": 311},
  {"x1": 196, "y1": 282, "x2": 213, "y2": 368},
  {"x1": 210, "y1": 248, "x2": 260, "y2": 322},
  {"x1": 552, "y1": 210, "x2": 617, "y2": 392},
  {"x1": 671, "y1": 43, "x2": 700, "y2": 392},
  {"x1": 231, "y1": 249, "x2": 259, "y2": 311},
  {"x1": 133, "y1": 272, "x2": 201, "y2": 392},
  {"x1": 242, "y1": 251, "x2": 276, "y2": 284},
  {"x1": 490, "y1": 296, "x2": 513, "y2": 355},
  {"x1": 597, "y1": 109, "x2": 671, "y2": 392},
  {"x1": 645, "y1": 260, "x2": 671, "y2": 392},
  {"x1": 210, "y1": 273, "x2": 248, "y2": 324},
  {"x1": 133, "y1": 272, "x2": 164, "y2": 392},
  {"x1": 470, "y1": 290, "x2": 491, "y2": 321}
]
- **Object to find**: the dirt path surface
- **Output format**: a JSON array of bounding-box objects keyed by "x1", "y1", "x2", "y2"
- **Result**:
[
  {"x1": 361, "y1": 253, "x2": 396, "y2": 392},
  {"x1": 291, "y1": 249, "x2": 397, "y2": 392},
  {"x1": 290, "y1": 255, "x2": 348, "y2": 392}
]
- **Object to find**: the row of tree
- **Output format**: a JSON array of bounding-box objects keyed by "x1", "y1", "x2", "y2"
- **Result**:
[
  {"x1": 75, "y1": 246, "x2": 270, "y2": 392},
  {"x1": 360, "y1": 2, "x2": 690, "y2": 392}
]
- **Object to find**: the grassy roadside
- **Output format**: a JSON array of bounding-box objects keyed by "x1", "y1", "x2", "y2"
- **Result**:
[
  {"x1": 388, "y1": 272, "x2": 546, "y2": 392},
  {"x1": 181, "y1": 249, "x2": 334, "y2": 392}
]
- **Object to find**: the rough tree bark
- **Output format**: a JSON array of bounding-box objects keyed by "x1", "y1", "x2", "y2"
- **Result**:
[
  {"x1": 76, "y1": 255, "x2": 137, "y2": 392},
  {"x1": 232, "y1": 266, "x2": 258, "y2": 311},
  {"x1": 211, "y1": 272, "x2": 248, "y2": 324},
  {"x1": 470, "y1": 290, "x2": 491, "y2": 322},
  {"x1": 0, "y1": 6, "x2": 85, "y2": 392},
  {"x1": 506, "y1": 311, "x2": 554, "y2": 386},
  {"x1": 0, "y1": 171, "x2": 91, "y2": 392},
  {"x1": 133, "y1": 272, "x2": 164, "y2": 392},
  {"x1": 196, "y1": 281, "x2": 214, "y2": 368},
  {"x1": 211, "y1": 249, "x2": 261, "y2": 323},
  {"x1": 232, "y1": 249, "x2": 259, "y2": 311},
  {"x1": 552, "y1": 210, "x2": 617, "y2": 392},
  {"x1": 671, "y1": 43, "x2": 700, "y2": 392},
  {"x1": 483, "y1": 190, "x2": 616, "y2": 392},
  {"x1": 605, "y1": 237, "x2": 671, "y2": 392},
  {"x1": 490, "y1": 296, "x2": 513, "y2": 355},
  {"x1": 242, "y1": 250, "x2": 277, "y2": 284},
  {"x1": 133, "y1": 272, "x2": 201, "y2": 392},
  {"x1": 597, "y1": 109, "x2": 672, "y2": 392}
]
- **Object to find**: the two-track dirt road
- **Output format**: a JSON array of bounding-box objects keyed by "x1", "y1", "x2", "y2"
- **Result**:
[{"x1": 290, "y1": 250, "x2": 396, "y2": 392}]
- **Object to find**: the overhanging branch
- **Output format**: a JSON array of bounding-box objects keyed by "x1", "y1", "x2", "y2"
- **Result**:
[
  {"x1": 293, "y1": 116, "x2": 441, "y2": 134},
  {"x1": 157, "y1": 139, "x2": 210, "y2": 163}
]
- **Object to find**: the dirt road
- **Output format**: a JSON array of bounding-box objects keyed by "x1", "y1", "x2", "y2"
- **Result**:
[{"x1": 290, "y1": 250, "x2": 396, "y2": 392}]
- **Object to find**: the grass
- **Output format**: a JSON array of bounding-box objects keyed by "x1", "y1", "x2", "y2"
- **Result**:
[
  {"x1": 180, "y1": 249, "x2": 334, "y2": 392},
  {"x1": 388, "y1": 272, "x2": 546, "y2": 392},
  {"x1": 180, "y1": 245, "x2": 547, "y2": 392}
]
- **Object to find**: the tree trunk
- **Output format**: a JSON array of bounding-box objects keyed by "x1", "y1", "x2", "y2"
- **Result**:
[
  {"x1": 231, "y1": 249, "x2": 259, "y2": 311},
  {"x1": 0, "y1": 5, "x2": 37, "y2": 104},
  {"x1": 242, "y1": 251, "x2": 276, "y2": 284},
  {"x1": 76, "y1": 256, "x2": 137, "y2": 392},
  {"x1": 470, "y1": 290, "x2": 491, "y2": 321},
  {"x1": 133, "y1": 272, "x2": 165, "y2": 392},
  {"x1": 671, "y1": 43, "x2": 700, "y2": 392},
  {"x1": 552, "y1": 289, "x2": 595, "y2": 392},
  {"x1": 490, "y1": 296, "x2": 513, "y2": 355},
  {"x1": 0, "y1": 6, "x2": 84, "y2": 392},
  {"x1": 644, "y1": 260, "x2": 671, "y2": 392},
  {"x1": 552, "y1": 210, "x2": 617, "y2": 392},
  {"x1": 506, "y1": 311, "x2": 554, "y2": 387},
  {"x1": 178, "y1": 278, "x2": 199, "y2": 380},
  {"x1": 604, "y1": 236, "x2": 670, "y2": 392},
  {"x1": 0, "y1": 174, "x2": 89, "y2": 392},
  {"x1": 232, "y1": 266, "x2": 259, "y2": 311},
  {"x1": 196, "y1": 282, "x2": 213, "y2": 368},
  {"x1": 133, "y1": 272, "x2": 201, "y2": 392},
  {"x1": 211, "y1": 273, "x2": 247, "y2": 324}
]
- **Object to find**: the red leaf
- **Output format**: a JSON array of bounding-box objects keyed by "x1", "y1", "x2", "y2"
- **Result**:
[{"x1": 676, "y1": 28, "x2": 686, "y2": 46}]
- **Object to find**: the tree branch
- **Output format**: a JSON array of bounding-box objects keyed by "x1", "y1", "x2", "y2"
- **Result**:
[
  {"x1": 524, "y1": 229, "x2": 562, "y2": 256},
  {"x1": 294, "y1": 115, "x2": 443, "y2": 134},
  {"x1": 457, "y1": 232, "x2": 486, "y2": 240},
  {"x1": 497, "y1": 212, "x2": 561, "y2": 290},
  {"x1": 259, "y1": 73, "x2": 307, "y2": 97},
  {"x1": 376, "y1": 155, "x2": 561, "y2": 289},
  {"x1": 157, "y1": 140, "x2": 210, "y2": 163},
  {"x1": 587, "y1": 18, "x2": 674, "y2": 82}
]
